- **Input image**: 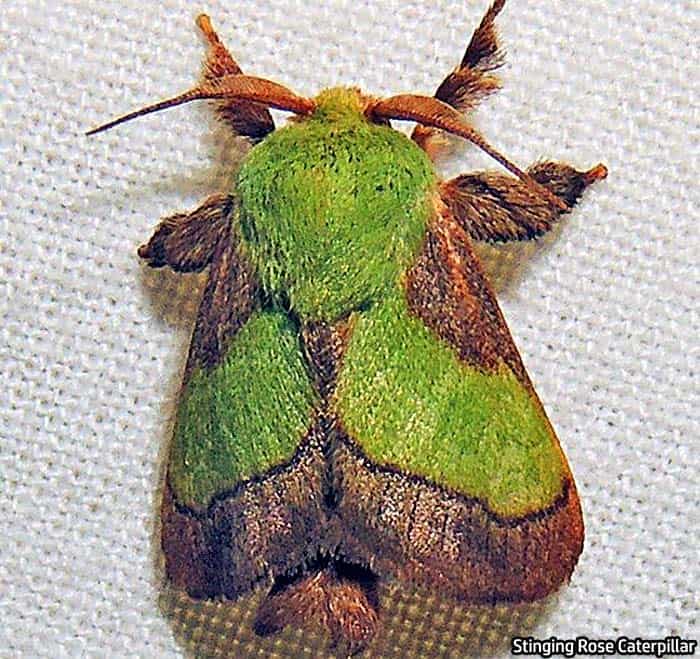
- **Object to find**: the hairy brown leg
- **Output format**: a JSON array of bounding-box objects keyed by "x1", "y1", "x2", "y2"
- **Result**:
[
  {"x1": 412, "y1": 0, "x2": 507, "y2": 158},
  {"x1": 138, "y1": 194, "x2": 234, "y2": 272},
  {"x1": 440, "y1": 161, "x2": 608, "y2": 243},
  {"x1": 196, "y1": 14, "x2": 274, "y2": 140}
]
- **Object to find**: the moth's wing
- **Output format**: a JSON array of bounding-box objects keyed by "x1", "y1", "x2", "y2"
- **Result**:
[
  {"x1": 160, "y1": 225, "x2": 326, "y2": 599},
  {"x1": 332, "y1": 210, "x2": 583, "y2": 603}
]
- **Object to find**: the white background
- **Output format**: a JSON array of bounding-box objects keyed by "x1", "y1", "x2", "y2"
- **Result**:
[{"x1": 2, "y1": 1, "x2": 698, "y2": 657}]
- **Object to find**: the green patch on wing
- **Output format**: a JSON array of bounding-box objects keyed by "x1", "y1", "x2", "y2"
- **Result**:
[
  {"x1": 170, "y1": 310, "x2": 318, "y2": 508},
  {"x1": 335, "y1": 289, "x2": 565, "y2": 518}
]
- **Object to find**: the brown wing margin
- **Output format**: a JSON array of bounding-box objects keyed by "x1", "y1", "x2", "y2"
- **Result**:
[
  {"x1": 181, "y1": 221, "x2": 260, "y2": 378},
  {"x1": 405, "y1": 203, "x2": 531, "y2": 384},
  {"x1": 332, "y1": 205, "x2": 583, "y2": 602},
  {"x1": 333, "y1": 431, "x2": 583, "y2": 603},
  {"x1": 141, "y1": 194, "x2": 267, "y2": 598}
]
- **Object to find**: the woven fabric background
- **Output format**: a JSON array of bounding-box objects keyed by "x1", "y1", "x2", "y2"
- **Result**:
[{"x1": 2, "y1": 1, "x2": 698, "y2": 657}]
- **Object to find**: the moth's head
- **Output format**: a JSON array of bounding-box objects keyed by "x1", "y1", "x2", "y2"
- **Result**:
[
  {"x1": 85, "y1": 83, "x2": 378, "y2": 132},
  {"x1": 311, "y1": 87, "x2": 368, "y2": 122}
]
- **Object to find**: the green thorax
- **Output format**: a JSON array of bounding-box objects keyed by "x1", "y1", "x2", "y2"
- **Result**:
[{"x1": 236, "y1": 87, "x2": 437, "y2": 321}]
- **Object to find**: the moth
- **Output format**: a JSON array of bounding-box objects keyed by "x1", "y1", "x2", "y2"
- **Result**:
[{"x1": 89, "y1": 0, "x2": 606, "y2": 651}]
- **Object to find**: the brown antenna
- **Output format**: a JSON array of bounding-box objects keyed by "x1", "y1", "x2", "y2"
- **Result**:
[
  {"x1": 86, "y1": 74, "x2": 316, "y2": 136},
  {"x1": 369, "y1": 94, "x2": 569, "y2": 211}
]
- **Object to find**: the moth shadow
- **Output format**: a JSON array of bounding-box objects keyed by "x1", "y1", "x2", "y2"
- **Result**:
[
  {"x1": 475, "y1": 222, "x2": 567, "y2": 298},
  {"x1": 157, "y1": 582, "x2": 556, "y2": 658},
  {"x1": 148, "y1": 115, "x2": 252, "y2": 200}
]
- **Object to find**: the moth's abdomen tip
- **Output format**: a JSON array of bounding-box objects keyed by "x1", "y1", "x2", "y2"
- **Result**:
[{"x1": 254, "y1": 564, "x2": 379, "y2": 649}]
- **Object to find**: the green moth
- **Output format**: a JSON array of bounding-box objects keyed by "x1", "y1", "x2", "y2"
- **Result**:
[{"x1": 89, "y1": 1, "x2": 607, "y2": 651}]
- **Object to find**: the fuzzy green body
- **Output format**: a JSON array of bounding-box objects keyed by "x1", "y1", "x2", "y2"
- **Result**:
[
  {"x1": 170, "y1": 89, "x2": 564, "y2": 517},
  {"x1": 236, "y1": 89, "x2": 436, "y2": 320}
]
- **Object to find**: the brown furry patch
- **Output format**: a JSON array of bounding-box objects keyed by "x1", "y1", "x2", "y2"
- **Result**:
[
  {"x1": 301, "y1": 318, "x2": 353, "y2": 398},
  {"x1": 440, "y1": 161, "x2": 607, "y2": 243},
  {"x1": 254, "y1": 561, "x2": 379, "y2": 653},
  {"x1": 138, "y1": 194, "x2": 233, "y2": 272},
  {"x1": 160, "y1": 484, "x2": 221, "y2": 599},
  {"x1": 405, "y1": 207, "x2": 529, "y2": 382},
  {"x1": 182, "y1": 229, "x2": 260, "y2": 377},
  {"x1": 197, "y1": 14, "x2": 274, "y2": 141}
]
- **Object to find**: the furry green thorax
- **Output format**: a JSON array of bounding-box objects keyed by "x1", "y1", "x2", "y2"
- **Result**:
[{"x1": 236, "y1": 87, "x2": 437, "y2": 321}]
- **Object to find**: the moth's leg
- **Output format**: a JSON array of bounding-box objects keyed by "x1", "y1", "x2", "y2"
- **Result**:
[
  {"x1": 412, "y1": 0, "x2": 506, "y2": 158},
  {"x1": 440, "y1": 161, "x2": 608, "y2": 243},
  {"x1": 197, "y1": 14, "x2": 241, "y2": 79},
  {"x1": 138, "y1": 193, "x2": 234, "y2": 272},
  {"x1": 196, "y1": 14, "x2": 274, "y2": 140}
]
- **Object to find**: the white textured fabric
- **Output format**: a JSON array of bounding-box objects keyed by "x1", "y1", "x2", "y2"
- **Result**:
[{"x1": 2, "y1": 1, "x2": 698, "y2": 657}]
